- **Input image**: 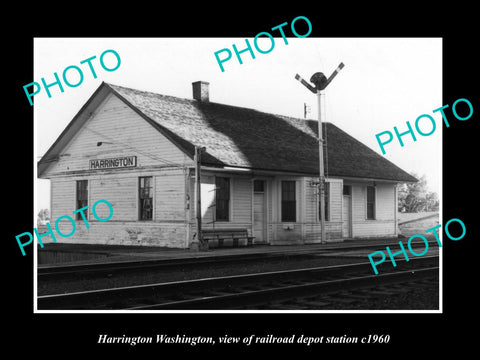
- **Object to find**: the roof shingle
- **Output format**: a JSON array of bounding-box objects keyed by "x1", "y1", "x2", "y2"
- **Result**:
[{"x1": 108, "y1": 83, "x2": 416, "y2": 183}]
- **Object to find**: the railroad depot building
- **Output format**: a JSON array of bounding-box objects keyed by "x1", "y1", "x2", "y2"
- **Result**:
[{"x1": 38, "y1": 81, "x2": 417, "y2": 248}]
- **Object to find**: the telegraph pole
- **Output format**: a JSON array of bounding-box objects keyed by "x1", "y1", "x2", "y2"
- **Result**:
[{"x1": 295, "y1": 62, "x2": 344, "y2": 244}]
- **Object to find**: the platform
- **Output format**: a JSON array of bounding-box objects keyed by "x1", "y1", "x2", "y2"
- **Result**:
[{"x1": 37, "y1": 235, "x2": 440, "y2": 267}]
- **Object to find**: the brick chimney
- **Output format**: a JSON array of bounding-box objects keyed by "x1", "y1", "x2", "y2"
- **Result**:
[{"x1": 192, "y1": 81, "x2": 210, "y2": 102}]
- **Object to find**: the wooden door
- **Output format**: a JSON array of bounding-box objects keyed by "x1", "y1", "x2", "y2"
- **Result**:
[{"x1": 253, "y1": 180, "x2": 266, "y2": 243}]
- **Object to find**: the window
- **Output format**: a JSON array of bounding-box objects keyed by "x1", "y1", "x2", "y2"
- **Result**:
[
  {"x1": 281, "y1": 180, "x2": 296, "y2": 222},
  {"x1": 139, "y1": 176, "x2": 153, "y2": 220},
  {"x1": 76, "y1": 180, "x2": 88, "y2": 220},
  {"x1": 215, "y1": 177, "x2": 230, "y2": 221},
  {"x1": 319, "y1": 182, "x2": 330, "y2": 221},
  {"x1": 343, "y1": 185, "x2": 351, "y2": 195},
  {"x1": 366, "y1": 186, "x2": 376, "y2": 220},
  {"x1": 253, "y1": 180, "x2": 265, "y2": 192}
]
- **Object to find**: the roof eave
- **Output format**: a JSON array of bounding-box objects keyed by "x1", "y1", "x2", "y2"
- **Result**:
[{"x1": 199, "y1": 162, "x2": 418, "y2": 182}]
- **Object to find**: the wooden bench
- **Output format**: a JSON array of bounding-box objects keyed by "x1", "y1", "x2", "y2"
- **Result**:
[{"x1": 202, "y1": 229, "x2": 255, "y2": 248}]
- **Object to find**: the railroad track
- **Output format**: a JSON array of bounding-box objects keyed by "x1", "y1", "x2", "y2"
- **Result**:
[
  {"x1": 37, "y1": 241, "x2": 438, "y2": 282},
  {"x1": 265, "y1": 275, "x2": 439, "y2": 310},
  {"x1": 37, "y1": 255, "x2": 439, "y2": 310}
]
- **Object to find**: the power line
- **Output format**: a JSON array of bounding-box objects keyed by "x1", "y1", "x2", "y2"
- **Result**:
[{"x1": 83, "y1": 126, "x2": 185, "y2": 167}]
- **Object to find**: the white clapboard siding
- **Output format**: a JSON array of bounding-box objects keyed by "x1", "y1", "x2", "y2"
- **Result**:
[
  {"x1": 352, "y1": 184, "x2": 366, "y2": 221},
  {"x1": 375, "y1": 184, "x2": 395, "y2": 221},
  {"x1": 302, "y1": 177, "x2": 343, "y2": 242},
  {"x1": 155, "y1": 170, "x2": 186, "y2": 221},
  {"x1": 270, "y1": 178, "x2": 303, "y2": 244},
  {"x1": 90, "y1": 175, "x2": 137, "y2": 221},
  {"x1": 304, "y1": 178, "x2": 342, "y2": 222},
  {"x1": 304, "y1": 178, "x2": 317, "y2": 224},
  {"x1": 350, "y1": 182, "x2": 396, "y2": 238},
  {"x1": 59, "y1": 221, "x2": 187, "y2": 248},
  {"x1": 50, "y1": 178, "x2": 78, "y2": 220},
  {"x1": 231, "y1": 177, "x2": 252, "y2": 223},
  {"x1": 49, "y1": 178, "x2": 75, "y2": 239},
  {"x1": 328, "y1": 179, "x2": 342, "y2": 222},
  {"x1": 48, "y1": 172, "x2": 189, "y2": 248},
  {"x1": 192, "y1": 174, "x2": 253, "y2": 229},
  {"x1": 43, "y1": 94, "x2": 192, "y2": 177}
]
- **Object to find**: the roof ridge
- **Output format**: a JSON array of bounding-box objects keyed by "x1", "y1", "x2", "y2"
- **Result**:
[{"x1": 106, "y1": 82, "x2": 193, "y2": 103}]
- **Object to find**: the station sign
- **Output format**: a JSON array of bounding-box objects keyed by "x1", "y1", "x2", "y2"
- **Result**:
[{"x1": 89, "y1": 156, "x2": 137, "y2": 170}]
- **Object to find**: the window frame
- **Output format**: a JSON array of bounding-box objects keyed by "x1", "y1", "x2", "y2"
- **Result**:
[
  {"x1": 215, "y1": 176, "x2": 230, "y2": 222},
  {"x1": 253, "y1": 179, "x2": 265, "y2": 193},
  {"x1": 281, "y1": 180, "x2": 296, "y2": 222},
  {"x1": 76, "y1": 180, "x2": 88, "y2": 220},
  {"x1": 139, "y1": 176, "x2": 154, "y2": 221},
  {"x1": 366, "y1": 185, "x2": 376, "y2": 220}
]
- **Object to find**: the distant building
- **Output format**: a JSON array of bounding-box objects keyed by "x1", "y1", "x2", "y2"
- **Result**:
[{"x1": 38, "y1": 81, "x2": 416, "y2": 247}]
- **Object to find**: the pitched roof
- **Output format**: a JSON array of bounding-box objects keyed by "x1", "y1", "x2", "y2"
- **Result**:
[
  {"x1": 38, "y1": 82, "x2": 417, "y2": 183},
  {"x1": 108, "y1": 83, "x2": 416, "y2": 182}
]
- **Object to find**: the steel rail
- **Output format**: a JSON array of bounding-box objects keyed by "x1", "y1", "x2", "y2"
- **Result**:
[
  {"x1": 127, "y1": 266, "x2": 439, "y2": 310},
  {"x1": 37, "y1": 255, "x2": 439, "y2": 310}
]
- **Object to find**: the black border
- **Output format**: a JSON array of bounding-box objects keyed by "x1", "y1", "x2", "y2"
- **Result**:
[{"x1": 8, "y1": 5, "x2": 478, "y2": 355}]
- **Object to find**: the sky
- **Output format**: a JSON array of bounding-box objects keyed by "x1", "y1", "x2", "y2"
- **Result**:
[{"x1": 34, "y1": 37, "x2": 442, "y2": 214}]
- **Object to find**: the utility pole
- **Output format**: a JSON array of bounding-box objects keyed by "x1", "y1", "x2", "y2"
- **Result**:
[
  {"x1": 317, "y1": 89, "x2": 327, "y2": 244},
  {"x1": 295, "y1": 62, "x2": 344, "y2": 244},
  {"x1": 191, "y1": 146, "x2": 207, "y2": 251}
]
